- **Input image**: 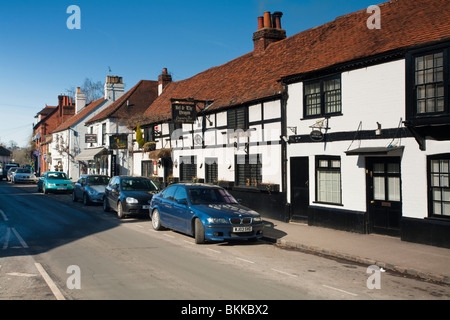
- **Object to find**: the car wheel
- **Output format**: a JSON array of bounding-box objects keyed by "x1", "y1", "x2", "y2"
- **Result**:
[
  {"x1": 151, "y1": 209, "x2": 162, "y2": 231},
  {"x1": 103, "y1": 197, "x2": 110, "y2": 212},
  {"x1": 72, "y1": 191, "x2": 77, "y2": 202},
  {"x1": 117, "y1": 201, "x2": 125, "y2": 219},
  {"x1": 194, "y1": 218, "x2": 205, "y2": 244},
  {"x1": 83, "y1": 193, "x2": 91, "y2": 206}
]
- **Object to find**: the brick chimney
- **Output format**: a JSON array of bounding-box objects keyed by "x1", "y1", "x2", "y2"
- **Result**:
[
  {"x1": 75, "y1": 87, "x2": 86, "y2": 114},
  {"x1": 58, "y1": 95, "x2": 74, "y2": 124},
  {"x1": 104, "y1": 76, "x2": 125, "y2": 101},
  {"x1": 158, "y1": 68, "x2": 172, "y2": 96},
  {"x1": 253, "y1": 11, "x2": 286, "y2": 55}
]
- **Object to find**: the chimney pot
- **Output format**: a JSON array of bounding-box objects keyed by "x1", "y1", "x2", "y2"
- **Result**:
[
  {"x1": 158, "y1": 68, "x2": 172, "y2": 96},
  {"x1": 257, "y1": 16, "x2": 264, "y2": 29},
  {"x1": 273, "y1": 11, "x2": 283, "y2": 29},
  {"x1": 263, "y1": 11, "x2": 272, "y2": 28}
]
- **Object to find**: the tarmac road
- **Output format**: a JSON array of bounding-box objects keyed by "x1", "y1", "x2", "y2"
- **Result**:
[{"x1": 1, "y1": 181, "x2": 449, "y2": 302}]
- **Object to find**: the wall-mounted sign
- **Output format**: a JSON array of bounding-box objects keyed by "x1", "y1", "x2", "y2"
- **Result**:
[
  {"x1": 85, "y1": 134, "x2": 97, "y2": 144},
  {"x1": 109, "y1": 134, "x2": 128, "y2": 150},
  {"x1": 172, "y1": 100, "x2": 197, "y2": 124},
  {"x1": 310, "y1": 130, "x2": 324, "y2": 142}
]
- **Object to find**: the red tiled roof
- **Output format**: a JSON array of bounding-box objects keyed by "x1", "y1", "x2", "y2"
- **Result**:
[
  {"x1": 141, "y1": 0, "x2": 450, "y2": 123},
  {"x1": 86, "y1": 80, "x2": 158, "y2": 125},
  {"x1": 53, "y1": 98, "x2": 105, "y2": 133}
]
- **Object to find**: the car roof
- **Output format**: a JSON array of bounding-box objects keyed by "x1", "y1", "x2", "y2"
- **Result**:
[{"x1": 169, "y1": 183, "x2": 221, "y2": 189}]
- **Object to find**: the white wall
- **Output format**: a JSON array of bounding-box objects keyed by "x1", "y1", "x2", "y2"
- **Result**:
[{"x1": 285, "y1": 59, "x2": 450, "y2": 220}]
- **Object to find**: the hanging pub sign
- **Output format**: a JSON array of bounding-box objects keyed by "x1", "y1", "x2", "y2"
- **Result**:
[
  {"x1": 310, "y1": 130, "x2": 324, "y2": 142},
  {"x1": 109, "y1": 134, "x2": 128, "y2": 149},
  {"x1": 85, "y1": 134, "x2": 97, "y2": 144},
  {"x1": 171, "y1": 99, "x2": 197, "y2": 124}
]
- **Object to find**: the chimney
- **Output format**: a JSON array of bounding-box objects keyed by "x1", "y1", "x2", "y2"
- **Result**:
[
  {"x1": 158, "y1": 68, "x2": 172, "y2": 96},
  {"x1": 75, "y1": 87, "x2": 86, "y2": 114},
  {"x1": 104, "y1": 75, "x2": 125, "y2": 101},
  {"x1": 58, "y1": 94, "x2": 72, "y2": 124},
  {"x1": 253, "y1": 11, "x2": 286, "y2": 55}
]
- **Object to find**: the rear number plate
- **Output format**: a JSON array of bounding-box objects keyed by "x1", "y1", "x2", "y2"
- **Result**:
[{"x1": 233, "y1": 226, "x2": 252, "y2": 233}]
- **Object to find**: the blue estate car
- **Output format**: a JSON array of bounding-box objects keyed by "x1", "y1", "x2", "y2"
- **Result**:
[
  {"x1": 37, "y1": 171, "x2": 74, "y2": 194},
  {"x1": 149, "y1": 184, "x2": 264, "y2": 244}
]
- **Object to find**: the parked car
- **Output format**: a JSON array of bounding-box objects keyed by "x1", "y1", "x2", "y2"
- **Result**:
[
  {"x1": 0, "y1": 163, "x2": 19, "y2": 181},
  {"x1": 103, "y1": 176, "x2": 159, "y2": 219},
  {"x1": 7, "y1": 167, "x2": 19, "y2": 182},
  {"x1": 149, "y1": 184, "x2": 264, "y2": 244},
  {"x1": 12, "y1": 168, "x2": 37, "y2": 184},
  {"x1": 37, "y1": 171, "x2": 74, "y2": 194},
  {"x1": 73, "y1": 175, "x2": 110, "y2": 205}
]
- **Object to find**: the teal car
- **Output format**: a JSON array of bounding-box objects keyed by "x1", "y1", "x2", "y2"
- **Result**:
[{"x1": 37, "y1": 171, "x2": 74, "y2": 194}]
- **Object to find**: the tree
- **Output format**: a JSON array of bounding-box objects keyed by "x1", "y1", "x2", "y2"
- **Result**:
[{"x1": 66, "y1": 78, "x2": 104, "y2": 104}]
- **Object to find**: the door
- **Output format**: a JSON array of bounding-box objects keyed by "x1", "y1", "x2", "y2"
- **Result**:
[
  {"x1": 366, "y1": 157, "x2": 402, "y2": 236},
  {"x1": 290, "y1": 157, "x2": 310, "y2": 220}
]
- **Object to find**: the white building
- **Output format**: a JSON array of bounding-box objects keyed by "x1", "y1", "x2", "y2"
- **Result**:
[
  {"x1": 133, "y1": 0, "x2": 450, "y2": 247},
  {"x1": 85, "y1": 79, "x2": 158, "y2": 178},
  {"x1": 50, "y1": 76, "x2": 124, "y2": 180}
]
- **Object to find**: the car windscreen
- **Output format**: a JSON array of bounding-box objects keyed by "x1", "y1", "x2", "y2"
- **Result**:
[
  {"x1": 121, "y1": 178, "x2": 158, "y2": 191},
  {"x1": 47, "y1": 172, "x2": 68, "y2": 180},
  {"x1": 86, "y1": 176, "x2": 110, "y2": 185},
  {"x1": 16, "y1": 169, "x2": 32, "y2": 174},
  {"x1": 188, "y1": 188, "x2": 238, "y2": 205}
]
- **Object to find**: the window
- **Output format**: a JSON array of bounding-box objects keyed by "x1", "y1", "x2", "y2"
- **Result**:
[
  {"x1": 205, "y1": 158, "x2": 218, "y2": 184},
  {"x1": 102, "y1": 123, "x2": 107, "y2": 145},
  {"x1": 372, "y1": 161, "x2": 401, "y2": 202},
  {"x1": 408, "y1": 44, "x2": 450, "y2": 119},
  {"x1": 304, "y1": 75, "x2": 342, "y2": 118},
  {"x1": 227, "y1": 107, "x2": 248, "y2": 130},
  {"x1": 415, "y1": 52, "x2": 445, "y2": 114},
  {"x1": 429, "y1": 154, "x2": 450, "y2": 218},
  {"x1": 315, "y1": 156, "x2": 342, "y2": 205},
  {"x1": 236, "y1": 154, "x2": 262, "y2": 187},
  {"x1": 173, "y1": 187, "x2": 188, "y2": 203},
  {"x1": 180, "y1": 156, "x2": 197, "y2": 182},
  {"x1": 144, "y1": 126, "x2": 154, "y2": 142}
]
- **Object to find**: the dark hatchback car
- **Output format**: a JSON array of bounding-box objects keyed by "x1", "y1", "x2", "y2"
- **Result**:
[
  {"x1": 103, "y1": 176, "x2": 159, "y2": 219},
  {"x1": 149, "y1": 184, "x2": 264, "y2": 244}
]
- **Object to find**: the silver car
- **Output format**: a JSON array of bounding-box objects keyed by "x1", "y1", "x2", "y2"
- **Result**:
[
  {"x1": 13, "y1": 168, "x2": 37, "y2": 184},
  {"x1": 72, "y1": 174, "x2": 110, "y2": 205}
]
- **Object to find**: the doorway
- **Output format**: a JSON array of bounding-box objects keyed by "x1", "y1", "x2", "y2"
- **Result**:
[
  {"x1": 290, "y1": 157, "x2": 309, "y2": 221},
  {"x1": 366, "y1": 157, "x2": 402, "y2": 236}
]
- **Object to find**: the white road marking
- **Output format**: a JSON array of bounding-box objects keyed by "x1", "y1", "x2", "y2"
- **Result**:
[
  {"x1": 163, "y1": 234, "x2": 174, "y2": 238},
  {"x1": 206, "y1": 248, "x2": 221, "y2": 254},
  {"x1": 11, "y1": 228, "x2": 28, "y2": 248},
  {"x1": 322, "y1": 285, "x2": 358, "y2": 297},
  {"x1": 236, "y1": 257, "x2": 255, "y2": 264},
  {"x1": 6, "y1": 272, "x2": 38, "y2": 278},
  {"x1": 34, "y1": 263, "x2": 66, "y2": 300},
  {"x1": 271, "y1": 268, "x2": 298, "y2": 278},
  {"x1": 0, "y1": 209, "x2": 8, "y2": 222},
  {"x1": 183, "y1": 240, "x2": 195, "y2": 245}
]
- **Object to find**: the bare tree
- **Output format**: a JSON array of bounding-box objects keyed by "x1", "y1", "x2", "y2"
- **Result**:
[{"x1": 65, "y1": 78, "x2": 104, "y2": 104}]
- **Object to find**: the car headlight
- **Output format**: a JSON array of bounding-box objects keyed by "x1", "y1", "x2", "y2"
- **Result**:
[
  {"x1": 207, "y1": 217, "x2": 229, "y2": 224},
  {"x1": 88, "y1": 189, "x2": 98, "y2": 195},
  {"x1": 48, "y1": 183, "x2": 55, "y2": 187},
  {"x1": 126, "y1": 197, "x2": 139, "y2": 204},
  {"x1": 253, "y1": 216, "x2": 263, "y2": 222}
]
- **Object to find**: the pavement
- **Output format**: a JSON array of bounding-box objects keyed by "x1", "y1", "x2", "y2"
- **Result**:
[{"x1": 261, "y1": 218, "x2": 450, "y2": 285}]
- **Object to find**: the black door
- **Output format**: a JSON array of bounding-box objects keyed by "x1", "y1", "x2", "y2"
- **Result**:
[
  {"x1": 290, "y1": 157, "x2": 309, "y2": 221},
  {"x1": 366, "y1": 157, "x2": 402, "y2": 236}
]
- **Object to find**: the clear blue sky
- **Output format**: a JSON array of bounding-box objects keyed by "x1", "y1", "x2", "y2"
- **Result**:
[{"x1": 0, "y1": 0, "x2": 377, "y2": 148}]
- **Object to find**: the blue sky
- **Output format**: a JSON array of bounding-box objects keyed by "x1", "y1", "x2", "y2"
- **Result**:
[{"x1": 0, "y1": 0, "x2": 377, "y2": 147}]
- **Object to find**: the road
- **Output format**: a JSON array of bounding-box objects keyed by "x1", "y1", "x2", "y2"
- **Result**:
[{"x1": 1, "y1": 181, "x2": 449, "y2": 303}]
